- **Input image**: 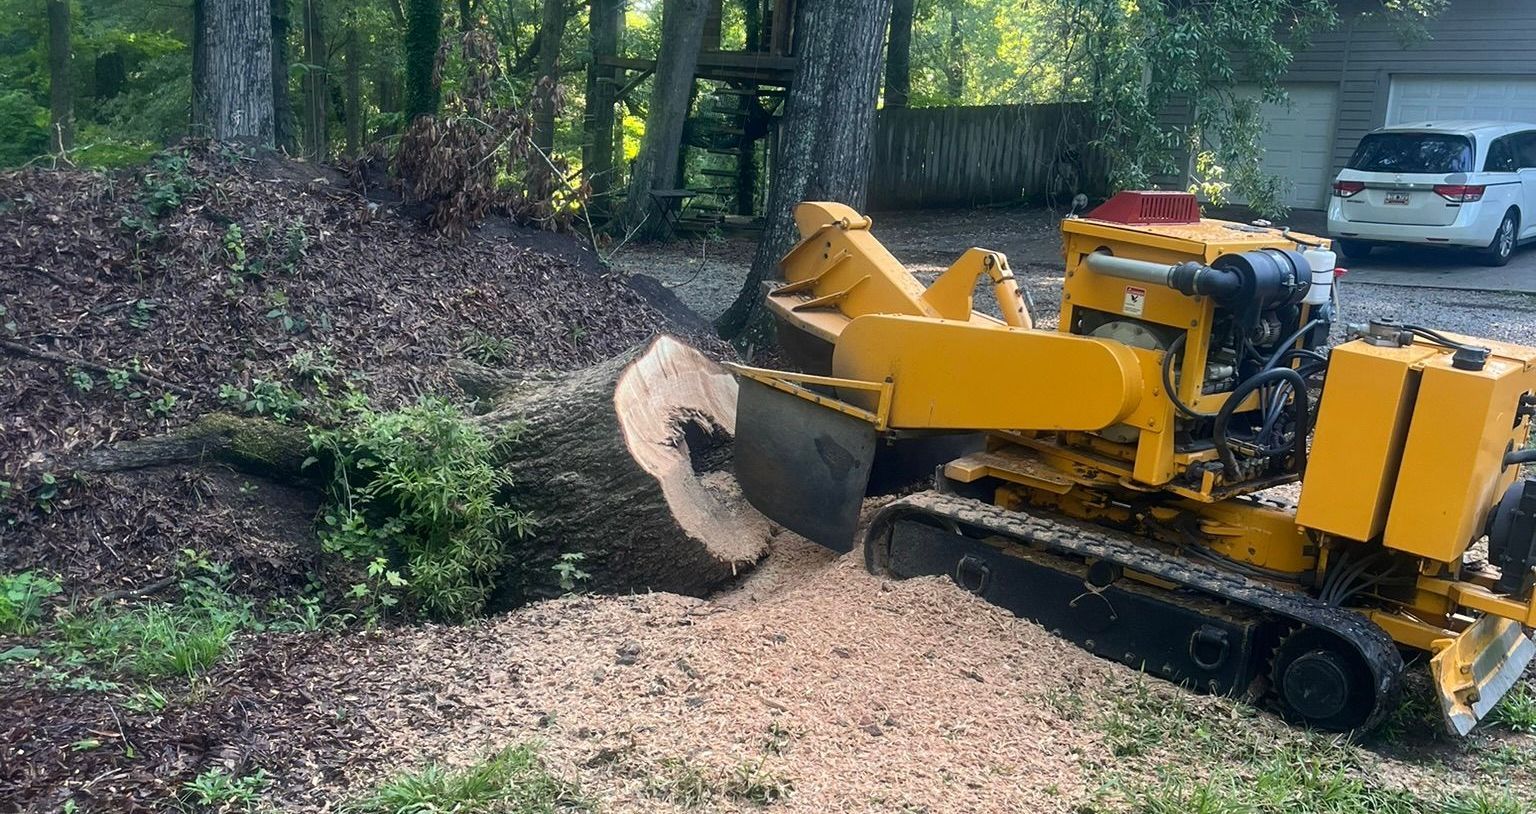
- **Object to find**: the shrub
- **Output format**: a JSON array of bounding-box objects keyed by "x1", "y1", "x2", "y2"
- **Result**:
[
  {"x1": 0, "y1": 571, "x2": 62, "y2": 635},
  {"x1": 311, "y1": 399, "x2": 534, "y2": 621}
]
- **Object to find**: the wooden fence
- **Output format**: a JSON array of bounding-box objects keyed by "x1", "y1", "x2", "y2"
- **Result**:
[{"x1": 866, "y1": 103, "x2": 1105, "y2": 211}]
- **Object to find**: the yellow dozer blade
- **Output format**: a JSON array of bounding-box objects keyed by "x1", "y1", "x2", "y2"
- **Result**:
[{"x1": 1430, "y1": 614, "x2": 1536, "y2": 736}]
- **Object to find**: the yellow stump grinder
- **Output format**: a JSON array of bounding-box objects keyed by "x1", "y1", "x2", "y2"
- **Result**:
[{"x1": 730, "y1": 191, "x2": 1536, "y2": 736}]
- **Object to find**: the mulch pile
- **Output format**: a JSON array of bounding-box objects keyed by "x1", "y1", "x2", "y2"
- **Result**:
[{"x1": 0, "y1": 144, "x2": 698, "y2": 593}]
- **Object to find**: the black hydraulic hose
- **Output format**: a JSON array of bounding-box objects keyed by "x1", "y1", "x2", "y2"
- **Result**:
[
  {"x1": 1213, "y1": 367, "x2": 1310, "y2": 479},
  {"x1": 1506, "y1": 448, "x2": 1536, "y2": 467},
  {"x1": 1262, "y1": 319, "x2": 1325, "y2": 371},
  {"x1": 1401, "y1": 324, "x2": 1483, "y2": 353},
  {"x1": 1161, "y1": 333, "x2": 1220, "y2": 419}
]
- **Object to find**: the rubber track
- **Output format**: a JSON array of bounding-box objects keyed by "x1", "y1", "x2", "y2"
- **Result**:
[{"x1": 866, "y1": 490, "x2": 1404, "y2": 732}]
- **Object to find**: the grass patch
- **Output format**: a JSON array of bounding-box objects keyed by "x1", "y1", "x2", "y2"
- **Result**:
[
  {"x1": 644, "y1": 757, "x2": 714, "y2": 807},
  {"x1": 0, "y1": 570, "x2": 61, "y2": 634},
  {"x1": 51, "y1": 600, "x2": 242, "y2": 680},
  {"x1": 1487, "y1": 682, "x2": 1536, "y2": 734},
  {"x1": 181, "y1": 767, "x2": 270, "y2": 812},
  {"x1": 642, "y1": 756, "x2": 793, "y2": 807},
  {"x1": 349, "y1": 744, "x2": 584, "y2": 814}
]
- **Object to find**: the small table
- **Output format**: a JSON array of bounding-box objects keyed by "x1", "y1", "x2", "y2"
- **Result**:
[{"x1": 648, "y1": 189, "x2": 698, "y2": 239}]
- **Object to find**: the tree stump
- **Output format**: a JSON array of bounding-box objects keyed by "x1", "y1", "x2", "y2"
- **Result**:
[{"x1": 483, "y1": 335, "x2": 772, "y2": 603}]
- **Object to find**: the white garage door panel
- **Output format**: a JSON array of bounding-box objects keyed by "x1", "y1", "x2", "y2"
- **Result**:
[
  {"x1": 1387, "y1": 76, "x2": 1536, "y2": 124},
  {"x1": 1222, "y1": 84, "x2": 1338, "y2": 210}
]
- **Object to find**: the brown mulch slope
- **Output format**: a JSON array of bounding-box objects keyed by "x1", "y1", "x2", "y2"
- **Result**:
[{"x1": 0, "y1": 144, "x2": 688, "y2": 594}]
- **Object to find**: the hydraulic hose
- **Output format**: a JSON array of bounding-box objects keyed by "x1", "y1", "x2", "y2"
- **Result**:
[{"x1": 1213, "y1": 366, "x2": 1310, "y2": 479}]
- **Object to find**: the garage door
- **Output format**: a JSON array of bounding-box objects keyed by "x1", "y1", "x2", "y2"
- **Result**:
[
  {"x1": 1219, "y1": 84, "x2": 1338, "y2": 210},
  {"x1": 1387, "y1": 76, "x2": 1536, "y2": 124}
]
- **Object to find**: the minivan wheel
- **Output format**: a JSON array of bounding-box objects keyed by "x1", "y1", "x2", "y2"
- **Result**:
[
  {"x1": 1336, "y1": 239, "x2": 1372, "y2": 259},
  {"x1": 1482, "y1": 210, "x2": 1519, "y2": 267}
]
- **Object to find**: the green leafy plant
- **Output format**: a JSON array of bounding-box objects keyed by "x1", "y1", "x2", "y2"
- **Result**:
[
  {"x1": 147, "y1": 392, "x2": 178, "y2": 418},
  {"x1": 462, "y1": 332, "x2": 516, "y2": 366},
  {"x1": 69, "y1": 368, "x2": 94, "y2": 392},
  {"x1": 724, "y1": 759, "x2": 793, "y2": 805},
  {"x1": 283, "y1": 219, "x2": 310, "y2": 271},
  {"x1": 551, "y1": 553, "x2": 590, "y2": 593},
  {"x1": 33, "y1": 472, "x2": 60, "y2": 512},
  {"x1": 218, "y1": 379, "x2": 306, "y2": 421},
  {"x1": 1488, "y1": 682, "x2": 1536, "y2": 733},
  {"x1": 0, "y1": 571, "x2": 62, "y2": 635},
  {"x1": 351, "y1": 744, "x2": 584, "y2": 814},
  {"x1": 106, "y1": 368, "x2": 132, "y2": 391},
  {"x1": 311, "y1": 399, "x2": 534, "y2": 620},
  {"x1": 139, "y1": 153, "x2": 201, "y2": 217},
  {"x1": 182, "y1": 767, "x2": 270, "y2": 812},
  {"x1": 287, "y1": 346, "x2": 341, "y2": 383},
  {"x1": 127, "y1": 298, "x2": 158, "y2": 330}
]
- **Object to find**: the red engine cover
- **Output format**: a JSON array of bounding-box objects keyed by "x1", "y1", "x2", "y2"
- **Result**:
[{"x1": 1086, "y1": 191, "x2": 1201, "y2": 225}]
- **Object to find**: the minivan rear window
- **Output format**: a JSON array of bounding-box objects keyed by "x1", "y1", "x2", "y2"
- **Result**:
[{"x1": 1346, "y1": 132, "x2": 1474, "y2": 173}]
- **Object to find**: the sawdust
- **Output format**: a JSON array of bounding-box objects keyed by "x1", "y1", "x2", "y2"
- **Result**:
[{"x1": 272, "y1": 538, "x2": 1120, "y2": 813}]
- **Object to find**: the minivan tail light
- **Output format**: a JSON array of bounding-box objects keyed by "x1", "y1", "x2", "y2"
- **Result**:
[
  {"x1": 1433, "y1": 184, "x2": 1486, "y2": 202},
  {"x1": 1333, "y1": 180, "x2": 1365, "y2": 198}
]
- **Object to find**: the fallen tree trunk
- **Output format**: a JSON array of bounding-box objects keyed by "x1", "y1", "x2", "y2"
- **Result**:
[
  {"x1": 484, "y1": 335, "x2": 772, "y2": 603},
  {"x1": 65, "y1": 336, "x2": 772, "y2": 604}
]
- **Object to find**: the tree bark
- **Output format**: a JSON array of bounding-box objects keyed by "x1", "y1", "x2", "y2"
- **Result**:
[
  {"x1": 884, "y1": 0, "x2": 913, "y2": 109},
  {"x1": 615, "y1": 0, "x2": 707, "y2": 238},
  {"x1": 197, "y1": 0, "x2": 277, "y2": 145},
  {"x1": 716, "y1": 0, "x2": 893, "y2": 339},
  {"x1": 584, "y1": 0, "x2": 622, "y2": 210},
  {"x1": 302, "y1": 0, "x2": 330, "y2": 160},
  {"x1": 404, "y1": 0, "x2": 442, "y2": 120},
  {"x1": 46, "y1": 0, "x2": 72, "y2": 151},
  {"x1": 530, "y1": 0, "x2": 570, "y2": 189},
  {"x1": 344, "y1": 28, "x2": 363, "y2": 157},
  {"x1": 192, "y1": 0, "x2": 208, "y2": 131},
  {"x1": 273, "y1": 0, "x2": 296, "y2": 152},
  {"x1": 484, "y1": 335, "x2": 771, "y2": 603}
]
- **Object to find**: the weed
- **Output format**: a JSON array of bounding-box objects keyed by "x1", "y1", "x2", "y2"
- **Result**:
[
  {"x1": 126, "y1": 298, "x2": 158, "y2": 330},
  {"x1": 311, "y1": 399, "x2": 535, "y2": 620},
  {"x1": 182, "y1": 767, "x2": 270, "y2": 812},
  {"x1": 122, "y1": 685, "x2": 168, "y2": 713},
  {"x1": 219, "y1": 379, "x2": 306, "y2": 421},
  {"x1": 106, "y1": 368, "x2": 132, "y2": 391},
  {"x1": 644, "y1": 757, "x2": 714, "y2": 807},
  {"x1": 139, "y1": 153, "x2": 201, "y2": 217},
  {"x1": 552, "y1": 553, "x2": 590, "y2": 594},
  {"x1": 1443, "y1": 788, "x2": 1527, "y2": 814},
  {"x1": 0, "y1": 571, "x2": 62, "y2": 634},
  {"x1": 1488, "y1": 682, "x2": 1536, "y2": 733},
  {"x1": 147, "y1": 392, "x2": 178, "y2": 418},
  {"x1": 0, "y1": 480, "x2": 10, "y2": 501},
  {"x1": 224, "y1": 222, "x2": 249, "y2": 278},
  {"x1": 724, "y1": 759, "x2": 793, "y2": 804},
  {"x1": 33, "y1": 472, "x2": 60, "y2": 512},
  {"x1": 264, "y1": 290, "x2": 307, "y2": 334},
  {"x1": 462, "y1": 332, "x2": 516, "y2": 367},
  {"x1": 764, "y1": 720, "x2": 792, "y2": 756},
  {"x1": 69, "y1": 368, "x2": 94, "y2": 392},
  {"x1": 52, "y1": 601, "x2": 240, "y2": 680},
  {"x1": 283, "y1": 219, "x2": 309, "y2": 271},
  {"x1": 287, "y1": 347, "x2": 341, "y2": 383},
  {"x1": 350, "y1": 744, "x2": 584, "y2": 813}
]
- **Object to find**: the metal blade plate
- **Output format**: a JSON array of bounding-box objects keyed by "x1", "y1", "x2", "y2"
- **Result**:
[
  {"x1": 733, "y1": 377, "x2": 877, "y2": 552},
  {"x1": 1430, "y1": 614, "x2": 1536, "y2": 736}
]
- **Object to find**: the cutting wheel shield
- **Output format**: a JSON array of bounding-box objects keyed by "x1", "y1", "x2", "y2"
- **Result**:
[{"x1": 864, "y1": 491, "x2": 1404, "y2": 733}]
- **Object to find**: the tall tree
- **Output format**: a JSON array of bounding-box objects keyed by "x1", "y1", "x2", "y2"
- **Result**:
[
  {"x1": 344, "y1": 27, "x2": 363, "y2": 156},
  {"x1": 197, "y1": 0, "x2": 277, "y2": 144},
  {"x1": 884, "y1": 0, "x2": 913, "y2": 108},
  {"x1": 716, "y1": 0, "x2": 893, "y2": 339},
  {"x1": 531, "y1": 0, "x2": 569, "y2": 164},
  {"x1": 584, "y1": 0, "x2": 623, "y2": 208},
  {"x1": 302, "y1": 0, "x2": 329, "y2": 159},
  {"x1": 404, "y1": 0, "x2": 442, "y2": 120},
  {"x1": 273, "y1": 0, "x2": 296, "y2": 151},
  {"x1": 615, "y1": 0, "x2": 707, "y2": 236},
  {"x1": 459, "y1": 0, "x2": 473, "y2": 28},
  {"x1": 945, "y1": 7, "x2": 963, "y2": 101},
  {"x1": 46, "y1": 0, "x2": 71, "y2": 150}
]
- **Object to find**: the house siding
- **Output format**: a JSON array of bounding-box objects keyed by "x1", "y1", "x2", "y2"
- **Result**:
[{"x1": 1288, "y1": 0, "x2": 1536, "y2": 176}]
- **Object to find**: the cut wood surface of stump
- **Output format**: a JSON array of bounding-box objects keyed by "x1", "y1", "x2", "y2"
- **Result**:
[{"x1": 486, "y1": 335, "x2": 774, "y2": 603}]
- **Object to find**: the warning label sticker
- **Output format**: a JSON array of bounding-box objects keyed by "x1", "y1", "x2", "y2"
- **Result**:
[{"x1": 1122, "y1": 285, "x2": 1147, "y2": 316}]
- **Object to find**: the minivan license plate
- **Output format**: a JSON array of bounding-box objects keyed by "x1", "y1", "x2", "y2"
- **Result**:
[{"x1": 1385, "y1": 191, "x2": 1410, "y2": 205}]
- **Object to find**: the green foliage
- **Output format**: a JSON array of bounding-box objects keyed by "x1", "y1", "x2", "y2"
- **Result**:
[
  {"x1": 287, "y1": 346, "x2": 341, "y2": 383},
  {"x1": 138, "y1": 153, "x2": 200, "y2": 216},
  {"x1": 182, "y1": 767, "x2": 270, "y2": 812},
  {"x1": 33, "y1": 471, "x2": 61, "y2": 512},
  {"x1": 127, "y1": 298, "x2": 158, "y2": 330},
  {"x1": 0, "y1": 571, "x2": 62, "y2": 635},
  {"x1": 462, "y1": 332, "x2": 516, "y2": 366},
  {"x1": 218, "y1": 379, "x2": 307, "y2": 422},
  {"x1": 146, "y1": 392, "x2": 178, "y2": 418},
  {"x1": 0, "y1": 90, "x2": 49, "y2": 166},
  {"x1": 69, "y1": 368, "x2": 94, "y2": 392},
  {"x1": 350, "y1": 744, "x2": 585, "y2": 814},
  {"x1": 312, "y1": 399, "x2": 534, "y2": 621},
  {"x1": 1487, "y1": 682, "x2": 1536, "y2": 733},
  {"x1": 403, "y1": 0, "x2": 444, "y2": 120},
  {"x1": 551, "y1": 552, "x2": 589, "y2": 594}
]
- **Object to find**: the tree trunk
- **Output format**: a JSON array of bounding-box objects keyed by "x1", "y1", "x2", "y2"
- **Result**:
[
  {"x1": 70, "y1": 339, "x2": 771, "y2": 605},
  {"x1": 374, "y1": 64, "x2": 399, "y2": 138},
  {"x1": 884, "y1": 0, "x2": 913, "y2": 109},
  {"x1": 484, "y1": 335, "x2": 771, "y2": 603},
  {"x1": 46, "y1": 0, "x2": 71, "y2": 151},
  {"x1": 459, "y1": 0, "x2": 473, "y2": 29},
  {"x1": 344, "y1": 28, "x2": 363, "y2": 157},
  {"x1": 584, "y1": 0, "x2": 622, "y2": 211},
  {"x1": 530, "y1": 0, "x2": 569, "y2": 190},
  {"x1": 198, "y1": 0, "x2": 277, "y2": 145},
  {"x1": 273, "y1": 0, "x2": 296, "y2": 152},
  {"x1": 615, "y1": 0, "x2": 707, "y2": 238},
  {"x1": 716, "y1": 0, "x2": 892, "y2": 339},
  {"x1": 302, "y1": 0, "x2": 330, "y2": 160},
  {"x1": 192, "y1": 0, "x2": 207, "y2": 131},
  {"x1": 404, "y1": 0, "x2": 442, "y2": 120},
  {"x1": 945, "y1": 8, "x2": 963, "y2": 102}
]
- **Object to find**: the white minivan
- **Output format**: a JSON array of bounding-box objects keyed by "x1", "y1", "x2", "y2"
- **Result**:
[{"x1": 1326, "y1": 121, "x2": 1536, "y2": 266}]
